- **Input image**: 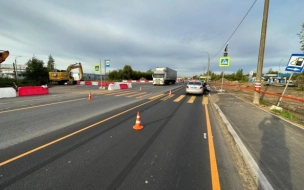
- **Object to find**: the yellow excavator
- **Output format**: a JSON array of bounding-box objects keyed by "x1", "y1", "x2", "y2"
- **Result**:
[{"x1": 49, "y1": 62, "x2": 84, "y2": 85}]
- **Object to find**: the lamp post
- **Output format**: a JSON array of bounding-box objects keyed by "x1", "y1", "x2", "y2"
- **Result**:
[
  {"x1": 279, "y1": 59, "x2": 284, "y2": 77},
  {"x1": 14, "y1": 56, "x2": 22, "y2": 82},
  {"x1": 199, "y1": 51, "x2": 210, "y2": 82}
]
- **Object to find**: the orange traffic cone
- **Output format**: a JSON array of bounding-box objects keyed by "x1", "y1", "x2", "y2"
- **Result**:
[
  {"x1": 169, "y1": 90, "x2": 172, "y2": 96},
  {"x1": 133, "y1": 112, "x2": 144, "y2": 130},
  {"x1": 87, "y1": 92, "x2": 92, "y2": 101}
]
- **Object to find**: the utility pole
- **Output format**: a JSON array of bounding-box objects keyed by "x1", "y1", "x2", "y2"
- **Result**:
[
  {"x1": 199, "y1": 51, "x2": 210, "y2": 82},
  {"x1": 14, "y1": 56, "x2": 22, "y2": 83},
  {"x1": 253, "y1": 0, "x2": 270, "y2": 104}
]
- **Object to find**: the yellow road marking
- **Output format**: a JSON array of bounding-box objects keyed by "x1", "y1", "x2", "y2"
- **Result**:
[
  {"x1": 205, "y1": 104, "x2": 221, "y2": 190},
  {"x1": 202, "y1": 96, "x2": 209, "y2": 105},
  {"x1": 173, "y1": 95, "x2": 185, "y2": 102},
  {"x1": 161, "y1": 94, "x2": 174, "y2": 101},
  {"x1": 0, "y1": 95, "x2": 167, "y2": 167},
  {"x1": 148, "y1": 94, "x2": 164, "y2": 100},
  {"x1": 187, "y1": 96, "x2": 196, "y2": 103},
  {"x1": 136, "y1": 93, "x2": 152, "y2": 99},
  {"x1": 0, "y1": 98, "x2": 85, "y2": 114},
  {"x1": 116, "y1": 91, "x2": 140, "y2": 96},
  {"x1": 126, "y1": 92, "x2": 147, "y2": 97}
]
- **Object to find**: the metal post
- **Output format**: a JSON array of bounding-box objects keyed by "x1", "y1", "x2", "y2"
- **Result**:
[
  {"x1": 104, "y1": 60, "x2": 106, "y2": 81},
  {"x1": 253, "y1": 0, "x2": 270, "y2": 104},
  {"x1": 14, "y1": 56, "x2": 22, "y2": 82},
  {"x1": 279, "y1": 59, "x2": 284, "y2": 78},
  {"x1": 276, "y1": 72, "x2": 293, "y2": 107},
  {"x1": 199, "y1": 51, "x2": 210, "y2": 82},
  {"x1": 100, "y1": 59, "x2": 102, "y2": 87},
  {"x1": 220, "y1": 68, "x2": 225, "y2": 92}
]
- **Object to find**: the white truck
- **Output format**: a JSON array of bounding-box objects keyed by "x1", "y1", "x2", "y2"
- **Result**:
[{"x1": 152, "y1": 67, "x2": 177, "y2": 85}]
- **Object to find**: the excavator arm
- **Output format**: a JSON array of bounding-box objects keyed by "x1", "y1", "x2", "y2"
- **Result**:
[
  {"x1": 49, "y1": 62, "x2": 83, "y2": 85},
  {"x1": 66, "y1": 62, "x2": 83, "y2": 80},
  {"x1": 0, "y1": 50, "x2": 9, "y2": 64}
]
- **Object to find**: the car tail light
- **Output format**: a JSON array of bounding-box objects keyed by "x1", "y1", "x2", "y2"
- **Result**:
[
  {"x1": 200, "y1": 86, "x2": 203, "y2": 89},
  {"x1": 186, "y1": 86, "x2": 189, "y2": 88}
]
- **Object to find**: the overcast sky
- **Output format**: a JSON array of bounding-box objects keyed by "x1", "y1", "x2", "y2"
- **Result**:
[{"x1": 1, "y1": 0, "x2": 303, "y2": 77}]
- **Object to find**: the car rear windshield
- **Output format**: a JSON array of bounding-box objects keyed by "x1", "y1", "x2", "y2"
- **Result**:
[{"x1": 188, "y1": 82, "x2": 202, "y2": 85}]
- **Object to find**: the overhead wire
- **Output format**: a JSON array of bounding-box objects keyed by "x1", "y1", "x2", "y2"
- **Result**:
[{"x1": 211, "y1": 0, "x2": 258, "y2": 59}]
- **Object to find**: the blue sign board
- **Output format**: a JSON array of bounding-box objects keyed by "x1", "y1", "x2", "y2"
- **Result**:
[
  {"x1": 285, "y1": 54, "x2": 304, "y2": 73},
  {"x1": 105, "y1": 59, "x2": 110, "y2": 68}
]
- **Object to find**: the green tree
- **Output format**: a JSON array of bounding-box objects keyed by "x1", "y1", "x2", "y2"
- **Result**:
[
  {"x1": 24, "y1": 57, "x2": 49, "y2": 85},
  {"x1": 122, "y1": 65, "x2": 133, "y2": 79},
  {"x1": 298, "y1": 23, "x2": 304, "y2": 53},
  {"x1": 296, "y1": 23, "x2": 304, "y2": 90},
  {"x1": 267, "y1": 68, "x2": 277, "y2": 74},
  {"x1": 47, "y1": 55, "x2": 55, "y2": 71},
  {"x1": 235, "y1": 69, "x2": 243, "y2": 81}
]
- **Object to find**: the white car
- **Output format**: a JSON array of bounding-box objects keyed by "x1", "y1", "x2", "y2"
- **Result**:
[{"x1": 186, "y1": 81, "x2": 204, "y2": 95}]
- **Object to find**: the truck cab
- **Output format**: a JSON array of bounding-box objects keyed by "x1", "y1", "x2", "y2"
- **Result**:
[{"x1": 152, "y1": 67, "x2": 177, "y2": 85}]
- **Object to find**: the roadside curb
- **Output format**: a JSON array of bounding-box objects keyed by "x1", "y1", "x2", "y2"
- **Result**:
[{"x1": 213, "y1": 102, "x2": 273, "y2": 190}]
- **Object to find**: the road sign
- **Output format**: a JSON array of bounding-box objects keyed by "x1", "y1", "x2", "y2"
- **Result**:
[
  {"x1": 94, "y1": 64, "x2": 101, "y2": 74},
  {"x1": 105, "y1": 59, "x2": 110, "y2": 67},
  {"x1": 285, "y1": 54, "x2": 304, "y2": 73},
  {"x1": 219, "y1": 56, "x2": 231, "y2": 67},
  {"x1": 254, "y1": 82, "x2": 261, "y2": 91}
]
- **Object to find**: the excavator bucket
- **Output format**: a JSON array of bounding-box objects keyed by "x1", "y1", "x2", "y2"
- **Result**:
[{"x1": 0, "y1": 51, "x2": 9, "y2": 64}]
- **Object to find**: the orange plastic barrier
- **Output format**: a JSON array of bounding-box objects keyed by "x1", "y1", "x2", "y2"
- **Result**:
[{"x1": 18, "y1": 86, "x2": 49, "y2": 96}]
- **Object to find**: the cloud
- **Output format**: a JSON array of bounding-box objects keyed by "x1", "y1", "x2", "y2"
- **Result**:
[{"x1": 1, "y1": 0, "x2": 303, "y2": 77}]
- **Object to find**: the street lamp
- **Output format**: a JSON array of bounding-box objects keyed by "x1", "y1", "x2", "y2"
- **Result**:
[
  {"x1": 15, "y1": 56, "x2": 22, "y2": 82},
  {"x1": 199, "y1": 51, "x2": 210, "y2": 82},
  {"x1": 279, "y1": 59, "x2": 284, "y2": 77}
]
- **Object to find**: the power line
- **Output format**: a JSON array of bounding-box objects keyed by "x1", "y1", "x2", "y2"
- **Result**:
[{"x1": 211, "y1": 0, "x2": 258, "y2": 59}]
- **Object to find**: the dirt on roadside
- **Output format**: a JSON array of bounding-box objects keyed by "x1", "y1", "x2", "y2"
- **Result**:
[{"x1": 210, "y1": 80, "x2": 304, "y2": 128}]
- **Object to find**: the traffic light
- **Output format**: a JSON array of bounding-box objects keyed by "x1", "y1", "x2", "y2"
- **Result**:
[{"x1": 223, "y1": 44, "x2": 228, "y2": 57}]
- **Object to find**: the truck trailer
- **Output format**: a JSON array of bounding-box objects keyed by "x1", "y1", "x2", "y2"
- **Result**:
[{"x1": 152, "y1": 67, "x2": 177, "y2": 85}]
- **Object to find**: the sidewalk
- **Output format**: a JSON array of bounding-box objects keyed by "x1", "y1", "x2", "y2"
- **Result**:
[{"x1": 212, "y1": 93, "x2": 304, "y2": 190}]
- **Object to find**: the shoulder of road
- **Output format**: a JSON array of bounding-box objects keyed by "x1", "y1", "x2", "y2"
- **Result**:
[{"x1": 210, "y1": 92, "x2": 304, "y2": 190}]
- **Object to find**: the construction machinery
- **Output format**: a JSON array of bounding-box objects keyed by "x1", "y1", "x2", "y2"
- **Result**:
[
  {"x1": 0, "y1": 50, "x2": 9, "y2": 64},
  {"x1": 49, "y1": 62, "x2": 84, "y2": 85}
]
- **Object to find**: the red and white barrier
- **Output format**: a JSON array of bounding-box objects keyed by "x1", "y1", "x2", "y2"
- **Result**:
[
  {"x1": 123, "y1": 80, "x2": 152, "y2": 83},
  {"x1": 77, "y1": 81, "x2": 114, "y2": 86},
  {"x1": 108, "y1": 82, "x2": 132, "y2": 90},
  {"x1": 18, "y1": 86, "x2": 49, "y2": 96},
  {"x1": 0, "y1": 87, "x2": 17, "y2": 98}
]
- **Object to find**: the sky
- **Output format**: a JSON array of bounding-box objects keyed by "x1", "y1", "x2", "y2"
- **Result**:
[{"x1": 0, "y1": 0, "x2": 303, "y2": 77}]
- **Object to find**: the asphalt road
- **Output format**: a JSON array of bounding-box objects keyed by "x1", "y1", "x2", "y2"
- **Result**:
[{"x1": 0, "y1": 83, "x2": 243, "y2": 189}]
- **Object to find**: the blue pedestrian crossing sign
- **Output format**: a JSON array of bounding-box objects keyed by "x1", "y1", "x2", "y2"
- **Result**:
[
  {"x1": 219, "y1": 56, "x2": 231, "y2": 67},
  {"x1": 285, "y1": 54, "x2": 304, "y2": 73},
  {"x1": 105, "y1": 59, "x2": 110, "y2": 68}
]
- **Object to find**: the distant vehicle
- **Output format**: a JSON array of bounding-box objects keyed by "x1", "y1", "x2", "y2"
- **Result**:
[
  {"x1": 186, "y1": 80, "x2": 204, "y2": 95},
  {"x1": 49, "y1": 62, "x2": 84, "y2": 85},
  {"x1": 199, "y1": 76, "x2": 210, "y2": 83},
  {"x1": 284, "y1": 80, "x2": 296, "y2": 87},
  {"x1": 152, "y1": 67, "x2": 177, "y2": 85},
  {"x1": 177, "y1": 77, "x2": 184, "y2": 83}
]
